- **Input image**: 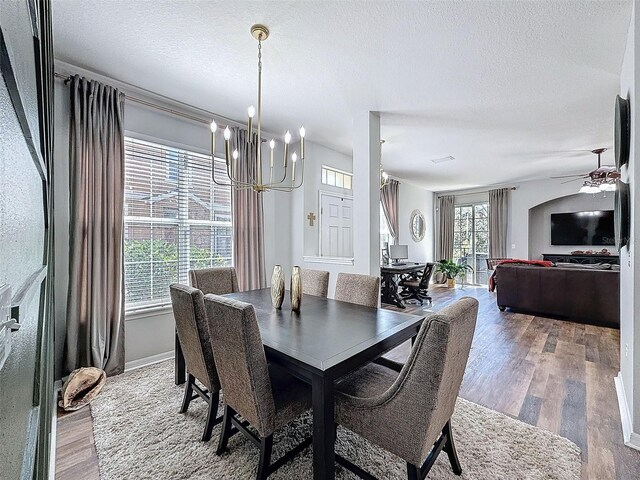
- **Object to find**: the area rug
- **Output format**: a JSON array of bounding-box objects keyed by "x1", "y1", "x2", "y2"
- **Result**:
[{"x1": 90, "y1": 361, "x2": 581, "y2": 479}]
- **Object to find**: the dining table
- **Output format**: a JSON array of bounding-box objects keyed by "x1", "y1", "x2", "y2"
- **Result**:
[{"x1": 174, "y1": 288, "x2": 425, "y2": 480}]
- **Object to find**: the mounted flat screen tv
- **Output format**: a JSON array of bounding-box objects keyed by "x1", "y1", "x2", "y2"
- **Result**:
[{"x1": 550, "y1": 210, "x2": 615, "y2": 246}]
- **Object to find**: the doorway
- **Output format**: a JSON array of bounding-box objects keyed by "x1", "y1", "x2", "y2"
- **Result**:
[
  {"x1": 453, "y1": 203, "x2": 489, "y2": 285},
  {"x1": 319, "y1": 191, "x2": 353, "y2": 258}
]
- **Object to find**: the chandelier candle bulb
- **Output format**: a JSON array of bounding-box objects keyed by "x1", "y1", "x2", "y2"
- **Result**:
[
  {"x1": 283, "y1": 131, "x2": 291, "y2": 168},
  {"x1": 247, "y1": 105, "x2": 255, "y2": 141},
  {"x1": 210, "y1": 120, "x2": 217, "y2": 159},
  {"x1": 223, "y1": 126, "x2": 231, "y2": 167},
  {"x1": 291, "y1": 152, "x2": 298, "y2": 186},
  {"x1": 299, "y1": 126, "x2": 305, "y2": 159}
]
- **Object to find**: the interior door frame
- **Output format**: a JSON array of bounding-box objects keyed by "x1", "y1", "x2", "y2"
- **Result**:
[{"x1": 318, "y1": 189, "x2": 354, "y2": 259}]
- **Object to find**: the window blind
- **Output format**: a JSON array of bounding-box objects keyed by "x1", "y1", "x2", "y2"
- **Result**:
[{"x1": 124, "y1": 137, "x2": 232, "y2": 311}]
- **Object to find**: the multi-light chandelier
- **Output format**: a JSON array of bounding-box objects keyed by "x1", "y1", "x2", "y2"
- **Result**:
[
  {"x1": 380, "y1": 139, "x2": 390, "y2": 189},
  {"x1": 578, "y1": 148, "x2": 619, "y2": 194},
  {"x1": 210, "y1": 24, "x2": 305, "y2": 193}
]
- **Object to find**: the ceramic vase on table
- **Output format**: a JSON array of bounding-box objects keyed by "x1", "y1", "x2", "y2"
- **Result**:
[
  {"x1": 271, "y1": 265, "x2": 285, "y2": 309},
  {"x1": 290, "y1": 266, "x2": 303, "y2": 312}
]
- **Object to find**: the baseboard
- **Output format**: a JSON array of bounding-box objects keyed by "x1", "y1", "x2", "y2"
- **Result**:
[
  {"x1": 125, "y1": 351, "x2": 173, "y2": 372},
  {"x1": 614, "y1": 373, "x2": 640, "y2": 451}
]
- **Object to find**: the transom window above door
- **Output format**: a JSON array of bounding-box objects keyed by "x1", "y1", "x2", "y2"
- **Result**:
[{"x1": 321, "y1": 165, "x2": 352, "y2": 190}]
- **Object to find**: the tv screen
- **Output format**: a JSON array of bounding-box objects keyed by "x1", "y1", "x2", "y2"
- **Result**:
[{"x1": 550, "y1": 210, "x2": 615, "y2": 246}]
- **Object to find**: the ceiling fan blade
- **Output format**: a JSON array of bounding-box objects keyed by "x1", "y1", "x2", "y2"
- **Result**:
[
  {"x1": 561, "y1": 178, "x2": 586, "y2": 184},
  {"x1": 550, "y1": 173, "x2": 586, "y2": 179}
]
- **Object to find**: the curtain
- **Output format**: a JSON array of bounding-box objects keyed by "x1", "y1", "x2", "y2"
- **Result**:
[
  {"x1": 489, "y1": 188, "x2": 510, "y2": 258},
  {"x1": 65, "y1": 75, "x2": 125, "y2": 377},
  {"x1": 437, "y1": 195, "x2": 455, "y2": 261},
  {"x1": 380, "y1": 179, "x2": 399, "y2": 244},
  {"x1": 231, "y1": 127, "x2": 266, "y2": 291}
]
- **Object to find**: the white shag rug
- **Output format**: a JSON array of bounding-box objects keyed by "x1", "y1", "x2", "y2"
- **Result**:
[{"x1": 90, "y1": 361, "x2": 581, "y2": 480}]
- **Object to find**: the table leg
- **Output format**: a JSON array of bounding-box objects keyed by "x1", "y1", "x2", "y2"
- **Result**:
[
  {"x1": 175, "y1": 330, "x2": 186, "y2": 385},
  {"x1": 380, "y1": 271, "x2": 405, "y2": 309},
  {"x1": 312, "y1": 374, "x2": 336, "y2": 480}
]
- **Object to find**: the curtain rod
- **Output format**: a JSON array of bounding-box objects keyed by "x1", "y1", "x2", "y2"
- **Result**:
[
  {"x1": 54, "y1": 72, "x2": 239, "y2": 128},
  {"x1": 438, "y1": 186, "x2": 517, "y2": 198}
]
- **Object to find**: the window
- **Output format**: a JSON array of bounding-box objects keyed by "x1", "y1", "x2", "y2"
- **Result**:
[
  {"x1": 321, "y1": 165, "x2": 352, "y2": 190},
  {"x1": 380, "y1": 204, "x2": 392, "y2": 251},
  {"x1": 123, "y1": 137, "x2": 232, "y2": 311},
  {"x1": 453, "y1": 203, "x2": 489, "y2": 285}
]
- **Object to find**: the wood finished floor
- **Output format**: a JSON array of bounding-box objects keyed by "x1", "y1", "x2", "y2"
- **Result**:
[{"x1": 55, "y1": 285, "x2": 640, "y2": 480}]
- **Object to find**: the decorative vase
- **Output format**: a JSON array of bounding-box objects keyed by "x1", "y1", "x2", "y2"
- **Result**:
[
  {"x1": 271, "y1": 265, "x2": 285, "y2": 309},
  {"x1": 290, "y1": 266, "x2": 303, "y2": 312},
  {"x1": 447, "y1": 277, "x2": 456, "y2": 288}
]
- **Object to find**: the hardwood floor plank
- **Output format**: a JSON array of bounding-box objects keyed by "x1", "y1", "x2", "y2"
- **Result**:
[{"x1": 518, "y1": 394, "x2": 543, "y2": 425}]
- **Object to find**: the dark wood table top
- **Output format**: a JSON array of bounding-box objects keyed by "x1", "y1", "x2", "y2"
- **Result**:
[
  {"x1": 223, "y1": 288, "x2": 425, "y2": 376},
  {"x1": 380, "y1": 262, "x2": 426, "y2": 273}
]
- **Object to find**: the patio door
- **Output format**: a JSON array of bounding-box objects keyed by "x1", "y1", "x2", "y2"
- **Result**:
[{"x1": 453, "y1": 203, "x2": 489, "y2": 285}]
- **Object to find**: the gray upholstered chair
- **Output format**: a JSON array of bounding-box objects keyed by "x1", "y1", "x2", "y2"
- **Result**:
[
  {"x1": 169, "y1": 284, "x2": 222, "y2": 442},
  {"x1": 204, "y1": 294, "x2": 312, "y2": 479},
  {"x1": 301, "y1": 268, "x2": 330, "y2": 297},
  {"x1": 334, "y1": 272, "x2": 380, "y2": 308},
  {"x1": 334, "y1": 297, "x2": 479, "y2": 480},
  {"x1": 189, "y1": 266, "x2": 239, "y2": 295}
]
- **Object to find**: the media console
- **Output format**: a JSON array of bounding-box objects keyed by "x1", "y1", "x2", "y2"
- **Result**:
[{"x1": 542, "y1": 253, "x2": 619, "y2": 265}]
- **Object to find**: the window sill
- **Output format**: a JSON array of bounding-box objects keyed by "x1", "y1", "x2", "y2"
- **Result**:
[
  {"x1": 125, "y1": 304, "x2": 173, "y2": 321},
  {"x1": 303, "y1": 255, "x2": 355, "y2": 266}
]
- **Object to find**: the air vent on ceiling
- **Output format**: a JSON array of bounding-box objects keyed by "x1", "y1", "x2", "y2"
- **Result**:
[{"x1": 431, "y1": 155, "x2": 455, "y2": 164}]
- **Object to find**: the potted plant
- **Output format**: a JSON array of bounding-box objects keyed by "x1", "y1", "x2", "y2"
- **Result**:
[{"x1": 436, "y1": 259, "x2": 473, "y2": 288}]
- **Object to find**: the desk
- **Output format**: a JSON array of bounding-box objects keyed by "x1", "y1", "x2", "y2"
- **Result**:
[
  {"x1": 380, "y1": 263, "x2": 426, "y2": 308},
  {"x1": 174, "y1": 288, "x2": 424, "y2": 480}
]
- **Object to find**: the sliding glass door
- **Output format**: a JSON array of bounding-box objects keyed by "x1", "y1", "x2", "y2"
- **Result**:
[{"x1": 453, "y1": 203, "x2": 489, "y2": 285}]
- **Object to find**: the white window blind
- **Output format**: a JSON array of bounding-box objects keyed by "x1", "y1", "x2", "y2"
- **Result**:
[{"x1": 124, "y1": 137, "x2": 232, "y2": 311}]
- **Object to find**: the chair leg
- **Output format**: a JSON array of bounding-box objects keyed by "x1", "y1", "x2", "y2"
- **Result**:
[
  {"x1": 202, "y1": 390, "x2": 220, "y2": 442},
  {"x1": 179, "y1": 374, "x2": 194, "y2": 413},
  {"x1": 216, "y1": 404, "x2": 234, "y2": 455},
  {"x1": 443, "y1": 421, "x2": 462, "y2": 475},
  {"x1": 407, "y1": 463, "x2": 420, "y2": 480},
  {"x1": 256, "y1": 435, "x2": 273, "y2": 480}
]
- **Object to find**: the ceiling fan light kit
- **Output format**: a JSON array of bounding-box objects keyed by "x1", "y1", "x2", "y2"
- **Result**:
[{"x1": 576, "y1": 148, "x2": 619, "y2": 194}]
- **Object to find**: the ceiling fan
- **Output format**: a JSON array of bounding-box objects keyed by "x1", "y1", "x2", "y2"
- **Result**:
[{"x1": 550, "y1": 148, "x2": 619, "y2": 192}]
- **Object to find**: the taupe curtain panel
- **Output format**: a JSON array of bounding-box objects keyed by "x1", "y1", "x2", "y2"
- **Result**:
[
  {"x1": 231, "y1": 127, "x2": 266, "y2": 291},
  {"x1": 437, "y1": 195, "x2": 455, "y2": 261},
  {"x1": 489, "y1": 188, "x2": 510, "y2": 258},
  {"x1": 380, "y1": 179, "x2": 399, "y2": 244},
  {"x1": 65, "y1": 75, "x2": 125, "y2": 377}
]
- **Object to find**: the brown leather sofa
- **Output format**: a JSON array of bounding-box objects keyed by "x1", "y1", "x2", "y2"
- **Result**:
[{"x1": 495, "y1": 263, "x2": 619, "y2": 328}]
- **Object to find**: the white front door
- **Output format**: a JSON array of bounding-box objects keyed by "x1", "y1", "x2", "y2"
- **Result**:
[{"x1": 320, "y1": 193, "x2": 353, "y2": 258}]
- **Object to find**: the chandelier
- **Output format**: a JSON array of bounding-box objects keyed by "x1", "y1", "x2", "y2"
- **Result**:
[
  {"x1": 380, "y1": 139, "x2": 390, "y2": 189},
  {"x1": 578, "y1": 148, "x2": 618, "y2": 194},
  {"x1": 210, "y1": 24, "x2": 305, "y2": 193}
]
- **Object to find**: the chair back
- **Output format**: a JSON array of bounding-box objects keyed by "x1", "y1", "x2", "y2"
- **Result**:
[
  {"x1": 419, "y1": 263, "x2": 436, "y2": 289},
  {"x1": 170, "y1": 284, "x2": 220, "y2": 391},
  {"x1": 301, "y1": 269, "x2": 330, "y2": 297},
  {"x1": 486, "y1": 258, "x2": 511, "y2": 270},
  {"x1": 189, "y1": 267, "x2": 239, "y2": 295},
  {"x1": 334, "y1": 273, "x2": 380, "y2": 308},
  {"x1": 204, "y1": 294, "x2": 276, "y2": 437},
  {"x1": 387, "y1": 297, "x2": 478, "y2": 464}
]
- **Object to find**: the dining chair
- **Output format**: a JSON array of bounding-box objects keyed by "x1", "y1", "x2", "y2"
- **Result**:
[
  {"x1": 169, "y1": 284, "x2": 223, "y2": 441},
  {"x1": 334, "y1": 297, "x2": 479, "y2": 480},
  {"x1": 399, "y1": 263, "x2": 435, "y2": 305},
  {"x1": 204, "y1": 294, "x2": 312, "y2": 480},
  {"x1": 301, "y1": 268, "x2": 330, "y2": 297},
  {"x1": 189, "y1": 266, "x2": 239, "y2": 295},
  {"x1": 334, "y1": 272, "x2": 380, "y2": 308}
]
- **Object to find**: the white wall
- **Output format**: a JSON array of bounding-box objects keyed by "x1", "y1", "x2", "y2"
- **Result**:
[
  {"x1": 397, "y1": 182, "x2": 435, "y2": 263},
  {"x1": 528, "y1": 193, "x2": 615, "y2": 260},
  {"x1": 618, "y1": 2, "x2": 640, "y2": 446},
  {"x1": 53, "y1": 62, "x2": 291, "y2": 371}
]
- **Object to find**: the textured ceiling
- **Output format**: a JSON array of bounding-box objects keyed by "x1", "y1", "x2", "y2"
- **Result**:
[{"x1": 51, "y1": 0, "x2": 632, "y2": 191}]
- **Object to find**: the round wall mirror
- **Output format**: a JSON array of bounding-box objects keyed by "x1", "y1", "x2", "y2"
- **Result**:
[{"x1": 410, "y1": 209, "x2": 426, "y2": 242}]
